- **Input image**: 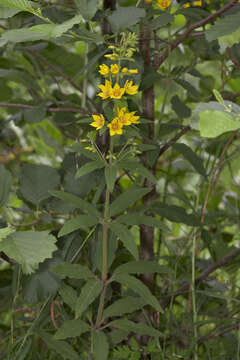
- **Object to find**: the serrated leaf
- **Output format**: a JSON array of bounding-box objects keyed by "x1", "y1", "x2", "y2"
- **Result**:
[
  {"x1": 58, "y1": 214, "x2": 98, "y2": 237},
  {"x1": 109, "y1": 187, "x2": 150, "y2": 217},
  {"x1": 39, "y1": 331, "x2": 80, "y2": 360},
  {"x1": 206, "y1": 11, "x2": 240, "y2": 42},
  {"x1": 151, "y1": 203, "x2": 201, "y2": 226},
  {"x1": 54, "y1": 319, "x2": 90, "y2": 340},
  {"x1": 0, "y1": 227, "x2": 15, "y2": 240},
  {"x1": 75, "y1": 278, "x2": 102, "y2": 318},
  {"x1": 114, "y1": 261, "x2": 169, "y2": 276},
  {"x1": 75, "y1": 0, "x2": 97, "y2": 21},
  {"x1": 114, "y1": 273, "x2": 163, "y2": 313},
  {"x1": 108, "y1": 319, "x2": 163, "y2": 338},
  {"x1": 59, "y1": 283, "x2": 77, "y2": 311},
  {"x1": 108, "y1": 6, "x2": 145, "y2": 32},
  {"x1": 105, "y1": 165, "x2": 117, "y2": 193},
  {"x1": 0, "y1": 231, "x2": 57, "y2": 274},
  {"x1": 76, "y1": 160, "x2": 105, "y2": 178},
  {"x1": 199, "y1": 110, "x2": 240, "y2": 138},
  {"x1": 117, "y1": 213, "x2": 170, "y2": 233},
  {"x1": 103, "y1": 296, "x2": 146, "y2": 320},
  {"x1": 53, "y1": 262, "x2": 95, "y2": 280},
  {"x1": 92, "y1": 331, "x2": 109, "y2": 360},
  {"x1": 172, "y1": 143, "x2": 206, "y2": 177},
  {"x1": 109, "y1": 221, "x2": 139, "y2": 260},
  {"x1": 51, "y1": 191, "x2": 100, "y2": 218},
  {"x1": 19, "y1": 164, "x2": 60, "y2": 206},
  {"x1": 0, "y1": 165, "x2": 12, "y2": 207}
]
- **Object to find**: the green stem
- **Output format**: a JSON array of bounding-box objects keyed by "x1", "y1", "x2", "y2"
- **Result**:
[
  {"x1": 82, "y1": 39, "x2": 89, "y2": 109},
  {"x1": 192, "y1": 231, "x2": 198, "y2": 360}
]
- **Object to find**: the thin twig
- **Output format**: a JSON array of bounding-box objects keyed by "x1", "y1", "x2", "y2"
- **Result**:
[
  {"x1": 0, "y1": 102, "x2": 91, "y2": 115},
  {"x1": 158, "y1": 125, "x2": 191, "y2": 157}
]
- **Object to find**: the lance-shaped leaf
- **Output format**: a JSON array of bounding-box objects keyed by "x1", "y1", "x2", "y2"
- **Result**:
[
  {"x1": 53, "y1": 262, "x2": 95, "y2": 280},
  {"x1": 199, "y1": 110, "x2": 240, "y2": 138},
  {"x1": 54, "y1": 319, "x2": 90, "y2": 340},
  {"x1": 113, "y1": 261, "x2": 170, "y2": 276},
  {"x1": 58, "y1": 283, "x2": 77, "y2": 311},
  {"x1": 108, "y1": 319, "x2": 164, "y2": 338},
  {"x1": 0, "y1": 231, "x2": 57, "y2": 274},
  {"x1": 58, "y1": 214, "x2": 99, "y2": 237},
  {"x1": 76, "y1": 160, "x2": 105, "y2": 178},
  {"x1": 51, "y1": 191, "x2": 100, "y2": 218},
  {"x1": 39, "y1": 331, "x2": 80, "y2": 360},
  {"x1": 103, "y1": 296, "x2": 146, "y2": 320},
  {"x1": 117, "y1": 160, "x2": 157, "y2": 184},
  {"x1": 109, "y1": 187, "x2": 150, "y2": 217},
  {"x1": 75, "y1": 278, "x2": 103, "y2": 318},
  {"x1": 114, "y1": 273, "x2": 163, "y2": 313},
  {"x1": 0, "y1": 165, "x2": 12, "y2": 207},
  {"x1": 151, "y1": 202, "x2": 200, "y2": 226},
  {"x1": 109, "y1": 221, "x2": 139, "y2": 260},
  {"x1": 117, "y1": 213, "x2": 170, "y2": 233},
  {"x1": 92, "y1": 330, "x2": 109, "y2": 360},
  {"x1": 105, "y1": 165, "x2": 117, "y2": 193}
]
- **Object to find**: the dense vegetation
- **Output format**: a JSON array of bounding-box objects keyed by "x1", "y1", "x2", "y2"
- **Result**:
[{"x1": 0, "y1": 0, "x2": 240, "y2": 358}]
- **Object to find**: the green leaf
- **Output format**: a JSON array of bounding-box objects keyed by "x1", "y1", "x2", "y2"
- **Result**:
[
  {"x1": 117, "y1": 160, "x2": 157, "y2": 184},
  {"x1": 151, "y1": 203, "x2": 201, "y2": 226},
  {"x1": 114, "y1": 273, "x2": 163, "y2": 313},
  {"x1": 108, "y1": 6, "x2": 145, "y2": 32},
  {"x1": 175, "y1": 78, "x2": 199, "y2": 100},
  {"x1": 148, "y1": 13, "x2": 174, "y2": 30},
  {"x1": 105, "y1": 165, "x2": 117, "y2": 193},
  {"x1": 0, "y1": 227, "x2": 15, "y2": 240},
  {"x1": 0, "y1": 0, "x2": 32, "y2": 11},
  {"x1": 70, "y1": 143, "x2": 99, "y2": 161},
  {"x1": 206, "y1": 11, "x2": 240, "y2": 42},
  {"x1": 92, "y1": 330, "x2": 109, "y2": 360},
  {"x1": 76, "y1": 160, "x2": 105, "y2": 178},
  {"x1": 39, "y1": 331, "x2": 80, "y2": 360},
  {"x1": 0, "y1": 5, "x2": 20, "y2": 18},
  {"x1": 75, "y1": 278, "x2": 103, "y2": 318},
  {"x1": 114, "y1": 261, "x2": 170, "y2": 276},
  {"x1": 108, "y1": 319, "x2": 163, "y2": 338},
  {"x1": 58, "y1": 283, "x2": 77, "y2": 311},
  {"x1": 117, "y1": 213, "x2": 170, "y2": 233},
  {"x1": 0, "y1": 231, "x2": 57, "y2": 274},
  {"x1": 109, "y1": 221, "x2": 139, "y2": 260},
  {"x1": 54, "y1": 319, "x2": 90, "y2": 340},
  {"x1": 109, "y1": 187, "x2": 150, "y2": 217},
  {"x1": 58, "y1": 214, "x2": 98, "y2": 237},
  {"x1": 199, "y1": 110, "x2": 240, "y2": 138},
  {"x1": 19, "y1": 164, "x2": 60, "y2": 206},
  {"x1": 53, "y1": 262, "x2": 95, "y2": 280},
  {"x1": 23, "y1": 104, "x2": 46, "y2": 123},
  {"x1": 171, "y1": 95, "x2": 191, "y2": 119},
  {"x1": 75, "y1": 0, "x2": 98, "y2": 21},
  {"x1": 0, "y1": 165, "x2": 12, "y2": 207},
  {"x1": 103, "y1": 296, "x2": 146, "y2": 320},
  {"x1": 51, "y1": 191, "x2": 100, "y2": 218},
  {"x1": 172, "y1": 143, "x2": 207, "y2": 177}
]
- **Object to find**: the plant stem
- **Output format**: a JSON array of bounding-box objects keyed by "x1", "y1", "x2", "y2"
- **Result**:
[{"x1": 192, "y1": 231, "x2": 198, "y2": 360}]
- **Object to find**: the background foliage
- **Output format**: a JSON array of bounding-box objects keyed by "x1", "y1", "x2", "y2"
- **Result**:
[{"x1": 0, "y1": 0, "x2": 240, "y2": 359}]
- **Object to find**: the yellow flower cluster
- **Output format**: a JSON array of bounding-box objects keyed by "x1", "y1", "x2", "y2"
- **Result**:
[
  {"x1": 145, "y1": 0, "x2": 171, "y2": 9},
  {"x1": 183, "y1": 0, "x2": 202, "y2": 7}
]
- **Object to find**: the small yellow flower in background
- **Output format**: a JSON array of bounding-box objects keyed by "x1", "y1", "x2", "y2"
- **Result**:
[
  {"x1": 156, "y1": 0, "x2": 171, "y2": 9},
  {"x1": 122, "y1": 67, "x2": 129, "y2": 73},
  {"x1": 111, "y1": 83, "x2": 125, "y2": 99},
  {"x1": 108, "y1": 119, "x2": 123, "y2": 136},
  {"x1": 104, "y1": 53, "x2": 118, "y2": 60},
  {"x1": 145, "y1": 0, "x2": 153, "y2": 3},
  {"x1": 124, "y1": 80, "x2": 139, "y2": 95},
  {"x1": 116, "y1": 107, "x2": 132, "y2": 126},
  {"x1": 128, "y1": 69, "x2": 138, "y2": 74},
  {"x1": 98, "y1": 80, "x2": 112, "y2": 100},
  {"x1": 193, "y1": 0, "x2": 202, "y2": 5},
  {"x1": 99, "y1": 64, "x2": 109, "y2": 76},
  {"x1": 183, "y1": 2, "x2": 190, "y2": 7},
  {"x1": 128, "y1": 111, "x2": 140, "y2": 124},
  {"x1": 110, "y1": 64, "x2": 120, "y2": 75},
  {"x1": 90, "y1": 114, "x2": 105, "y2": 130}
]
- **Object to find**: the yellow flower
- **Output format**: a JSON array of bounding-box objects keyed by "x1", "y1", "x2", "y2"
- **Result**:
[
  {"x1": 156, "y1": 0, "x2": 171, "y2": 9},
  {"x1": 128, "y1": 69, "x2": 138, "y2": 74},
  {"x1": 193, "y1": 0, "x2": 202, "y2": 5},
  {"x1": 122, "y1": 67, "x2": 129, "y2": 73},
  {"x1": 90, "y1": 114, "x2": 105, "y2": 130},
  {"x1": 107, "y1": 119, "x2": 123, "y2": 136},
  {"x1": 128, "y1": 111, "x2": 140, "y2": 124},
  {"x1": 99, "y1": 64, "x2": 109, "y2": 76},
  {"x1": 145, "y1": 0, "x2": 153, "y2": 3},
  {"x1": 111, "y1": 83, "x2": 125, "y2": 99},
  {"x1": 97, "y1": 80, "x2": 112, "y2": 100},
  {"x1": 115, "y1": 107, "x2": 132, "y2": 126},
  {"x1": 183, "y1": 2, "x2": 190, "y2": 7},
  {"x1": 124, "y1": 80, "x2": 139, "y2": 95},
  {"x1": 104, "y1": 53, "x2": 118, "y2": 60},
  {"x1": 110, "y1": 64, "x2": 120, "y2": 75}
]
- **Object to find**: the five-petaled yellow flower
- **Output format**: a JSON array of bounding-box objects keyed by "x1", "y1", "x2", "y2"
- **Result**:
[
  {"x1": 156, "y1": 0, "x2": 171, "y2": 9},
  {"x1": 110, "y1": 64, "x2": 120, "y2": 75},
  {"x1": 115, "y1": 107, "x2": 132, "y2": 126},
  {"x1": 107, "y1": 119, "x2": 123, "y2": 136},
  {"x1": 111, "y1": 83, "x2": 125, "y2": 99},
  {"x1": 98, "y1": 80, "x2": 112, "y2": 100},
  {"x1": 90, "y1": 114, "x2": 105, "y2": 130},
  {"x1": 128, "y1": 111, "x2": 140, "y2": 124},
  {"x1": 124, "y1": 80, "x2": 139, "y2": 95},
  {"x1": 99, "y1": 64, "x2": 109, "y2": 76}
]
